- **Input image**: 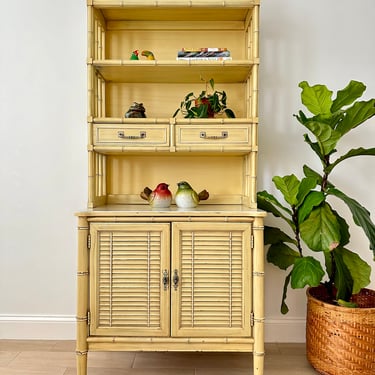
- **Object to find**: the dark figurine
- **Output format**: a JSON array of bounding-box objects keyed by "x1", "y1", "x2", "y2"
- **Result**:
[{"x1": 125, "y1": 102, "x2": 146, "y2": 118}]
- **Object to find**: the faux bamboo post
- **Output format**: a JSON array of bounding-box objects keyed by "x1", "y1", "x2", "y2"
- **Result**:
[
  {"x1": 253, "y1": 216, "x2": 265, "y2": 375},
  {"x1": 76, "y1": 216, "x2": 89, "y2": 375}
]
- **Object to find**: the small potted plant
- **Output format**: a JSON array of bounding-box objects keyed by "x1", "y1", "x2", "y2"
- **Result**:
[
  {"x1": 257, "y1": 80, "x2": 375, "y2": 374},
  {"x1": 173, "y1": 77, "x2": 235, "y2": 118}
]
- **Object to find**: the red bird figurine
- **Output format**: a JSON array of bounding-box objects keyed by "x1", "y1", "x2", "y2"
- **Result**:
[{"x1": 140, "y1": 183, "x2": 172, "y2": 208}]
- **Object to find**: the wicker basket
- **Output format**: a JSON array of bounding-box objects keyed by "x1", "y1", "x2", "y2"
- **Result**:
[{"x1": 306, "y1": 285, "x2": 375, "y2": 375}]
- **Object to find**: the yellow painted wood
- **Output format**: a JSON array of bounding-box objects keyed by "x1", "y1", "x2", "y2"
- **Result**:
[
  {"x1": 93, "y1": 123, "x2": 170, "y2": 146},
  {"x1": 171, "y1": 222, "x2": 252, "y2": 337},
  {"x1": 89, "y1": 222, "x2": 171, "y2": 337},
  {"x1": 80, "y1": 2, "x2": 264, "y2": 374}
]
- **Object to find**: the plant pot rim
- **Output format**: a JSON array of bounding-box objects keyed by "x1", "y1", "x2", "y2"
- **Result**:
[{"x1": 307, "y1": 285, "x2": 375, "y2": 311}]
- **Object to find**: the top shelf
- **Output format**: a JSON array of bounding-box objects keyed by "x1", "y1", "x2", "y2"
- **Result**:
[{"x1": 90, "y1": 1, "x2": 259, "y2": 22}]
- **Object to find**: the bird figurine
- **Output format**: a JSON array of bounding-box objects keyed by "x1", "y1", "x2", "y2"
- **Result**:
[
  {"x1": 175, "y1": 181, "x2": 209, "y2": 208},
  {"x1": 141, "y1": 50, "x2": 155, "y2": 60},
  {"x1": 130, "y1": 50, "x2": 139, "y2": 60},
  {"x1": 140, "y1": 183, "x2": 172, "y2": 208}
]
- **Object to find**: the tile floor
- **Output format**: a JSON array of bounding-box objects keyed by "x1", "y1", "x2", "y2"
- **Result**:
[{"x1": 0, "y1": 340, "x2": 318, "y2": 374}]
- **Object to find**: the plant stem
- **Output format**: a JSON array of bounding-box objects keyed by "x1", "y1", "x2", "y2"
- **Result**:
[{"x1": 292, "y1": 206, "x2": 303, "y2": 256}]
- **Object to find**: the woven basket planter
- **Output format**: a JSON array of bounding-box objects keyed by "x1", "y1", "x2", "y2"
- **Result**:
[{"x1": 306, "y1": 285, "x2": 375, "y2": 375}]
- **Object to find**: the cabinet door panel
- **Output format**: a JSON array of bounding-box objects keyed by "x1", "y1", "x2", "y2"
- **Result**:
[
  {"x1": 90, "y1": 223, "x2": 170, "y2": 336},
  {"x1": 171, "y1": 222, "x2": 252, "y2": 337}
]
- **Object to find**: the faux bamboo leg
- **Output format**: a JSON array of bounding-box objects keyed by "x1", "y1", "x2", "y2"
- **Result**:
[
  {"x1": 76, "y1": 217, "x2": 89, "y2": 375},
  {"x1": 253, "y1": 217, "x2": 265, "y2": 375}
]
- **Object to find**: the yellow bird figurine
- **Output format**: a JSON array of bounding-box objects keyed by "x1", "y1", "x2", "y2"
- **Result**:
[{"x1": 141, "y1": 50, "x2": 155, "y2": 60}]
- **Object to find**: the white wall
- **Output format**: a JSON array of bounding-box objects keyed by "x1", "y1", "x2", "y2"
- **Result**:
[{"x1": 0, "y1": 0, "x2": 374, "y2": 342}]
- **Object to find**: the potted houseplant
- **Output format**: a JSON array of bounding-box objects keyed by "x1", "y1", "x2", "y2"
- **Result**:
[
  {"x1": 173, "y1": 77, "x2": 236, "y2": 118},
  {"x1": 257, "y1": 80, "x2": 375, "y2": 374}
]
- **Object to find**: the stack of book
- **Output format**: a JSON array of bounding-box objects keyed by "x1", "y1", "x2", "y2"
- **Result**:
[{"x1": 177, "y1": 48, "x2": 231, "y2": 61}]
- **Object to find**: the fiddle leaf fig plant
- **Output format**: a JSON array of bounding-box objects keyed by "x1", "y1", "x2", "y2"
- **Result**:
[{"x1": 258, "y1": 80, "x2": 375, "y2": 314}]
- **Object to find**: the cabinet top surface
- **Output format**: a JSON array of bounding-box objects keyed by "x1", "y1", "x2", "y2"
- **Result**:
[{"x1": 76, "y1": 204, "x2": 266, "y2": 217}]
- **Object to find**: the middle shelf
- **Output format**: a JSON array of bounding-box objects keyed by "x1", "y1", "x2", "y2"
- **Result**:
[{"x1": 92, "y1": 60, "x2": 258, "y2": 83}]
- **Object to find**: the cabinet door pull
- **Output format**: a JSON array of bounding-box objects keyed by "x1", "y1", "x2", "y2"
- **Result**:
[
  {"x1": 117, "y1": 131, "x2": 146, "y2": 139},
  {"x1": 172, "y1": 269, "x2": 179, "y2": 290},
  {"x1": 200, "y1": 131, "x2": 228, "y2": 140},
  {"x1": 162, "y1": 270, "x2": 169, "y2": 290}
]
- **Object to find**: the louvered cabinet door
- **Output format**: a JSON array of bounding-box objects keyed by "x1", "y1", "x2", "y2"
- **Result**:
[
  {"x1": 89, "y1": 223, "x2": 170, "y2": 336},
  {"x1": 171, "y1": 222, "x2": 252, "y2": 337}
]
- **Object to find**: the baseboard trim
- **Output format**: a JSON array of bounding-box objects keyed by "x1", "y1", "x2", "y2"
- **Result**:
[
  {"x1": 0, "y1": 315, "x2": 76, "y2": 340},
  {"x1": 265, "y1": 317, "x2": 306, "y2": 343},
  {"x1": 0, "y1": 315, "x2": 306, "y2": 342}
]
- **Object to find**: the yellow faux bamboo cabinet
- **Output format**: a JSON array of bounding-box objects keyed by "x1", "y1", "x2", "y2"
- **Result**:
[{"x1": 77, "y1": 1, "x2": 265, "y2": 375}]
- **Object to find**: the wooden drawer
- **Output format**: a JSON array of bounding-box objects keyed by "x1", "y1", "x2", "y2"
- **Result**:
[
  {"x1": 175, "y1": 124, "x2": 252, "y2": 148},
  {"x1": 93, "y1": 124, "x2": 169, "y2": 147}
]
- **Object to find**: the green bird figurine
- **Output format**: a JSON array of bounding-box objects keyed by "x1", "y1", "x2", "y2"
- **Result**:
[
  {"x1": 140, "y1": 183, "x2": 172, "y2": 208},
  {"x1": 141, "y1": 50, "x2": 155, "y2": 60},
  {"x1": 130, "y1": 50, "x2": 139, "y2": 60},
  {"x1": 175, "y1": 181, "x2": 209, "y2": 208}
]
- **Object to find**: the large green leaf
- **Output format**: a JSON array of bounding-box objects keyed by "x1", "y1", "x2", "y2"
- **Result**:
[
  {"x1": 281, "y1": 272, "x2": 292, "y2": 314},
  {"x1": 300, "y1": 203, "x2": 341, "y2": 252},
  {"x1": 327, "y1": 188, "x2": 375, "y2": 254},
  {"x1": 325, "y1": 147, "x2": 375, "y2": 174},
  {"x1": 303, "y1": 133, "x2": 325, "y2": 161},
  {"x1": 333, "y1": 249, "x2": 353, "y2": 301},
  {"x1": 257, "y1": 190, "x2": 293, "y2": 227},
  {"x1": 299, "y1": 81, "x2": 333, "y2": 115},
  {"x1": 264, "y1": 226, "x2": 296, "y2": 245},
  {"x1": 302, "y1": 120, "x2": 341, "y2": 155},
  {"x1": 340, "y1": 248, "x2": 371, "y2": 294},
  {"x1": 298, "y1": 191, "x2": 325, "y2": 223},
  {"x1": 290, "y1": 257, "x2": 325, "y2": 289},
  {"x1": 296, "y1": 177, "x2": 318, "y2": 207},
  {"x1": 272, "y1": 175, "x2": 300, "y2": 206},
  {"x1": 336, "y1": 99, "x2": 375, "y2": 136},
  {"x1": 331, "y1": 80, "x2": 366, "y2": 113},
  {"x1": 267, "y1": 243, "x2": 300, "y2": 270}
]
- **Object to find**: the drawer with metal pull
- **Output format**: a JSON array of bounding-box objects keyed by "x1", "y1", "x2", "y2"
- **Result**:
[
  {"x1": 93, "y1": 124, "x2": 170, "y2": 147},
  {"x1": 175, "y1": 124, "x2": 252, "y2": 149}
]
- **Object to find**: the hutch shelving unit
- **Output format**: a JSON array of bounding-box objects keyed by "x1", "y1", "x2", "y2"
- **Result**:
[{"x1": 76, "y1": 1, "x2": 265, "y2": 374}]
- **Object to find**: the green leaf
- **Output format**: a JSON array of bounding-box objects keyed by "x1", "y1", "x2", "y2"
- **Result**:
[
  {"x1": 340, "y1": 247, "x2": 371, "y2": 294},
  {"x1": 298, "y1": 191, "x2": 325, "y2": 223},
  {"x1": 281, "y1": 272, "x2": 292, "y2": 314},
  {"x1": 337, "y1": 299, "x2": 358, "y2": 308},
  {"x1": 296, "y1": 177, "x2": 318, "y2": 207},
  {"x1": 302, "y1": 120, "x2": 341, "y2": 155},
  {"x1": 303, "y1": 165, "x2": 324, "y2": 185},
  {"x1": 331, "y1": 80, "x2": 366, "y2": 113},
  {"x1": 334, "y1": 211, "x2": 350, "y2": 248},
  {"x1": 325, "y1": 147, "x2": 375, "y2": 174},
  {"x1": 264, "y1": 226, "x2": 296, "y2": 245},
  {"x1": 336, "y1": 99, "x2": 375, "y2": 136},
  {"x1": 272, "y1": 175, "x2": 300, "y2": 206},
  {"x1": 300, "y1": 203, "x2": 341, "y2": 252},
  {"x1": 303, "y1": 133, "x2": 326, "y2": 162},
  {"x1": 299, "y1": 81, "x2": 333, "y2": 115},
  {"x1": 267, "y1": 243, "x2": 300, "y2": 270},
  {"x1": 327, "y1": 188, "x2": 375, "y2": 254},
  {"x1": 290, "y1": 257, "x2": 325, "y2": 289},
  {"x1": 333, "y1": 249, "x2": 353, "y2": 301},
  {"x1": 257, "y1": 190, "x2": 294, "y2": 226},
  {"x1": 224, "y1": 108, "x2": 236, "y2": 118}
]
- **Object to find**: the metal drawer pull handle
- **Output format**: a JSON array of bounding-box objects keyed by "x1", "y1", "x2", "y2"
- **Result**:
[
  {"x1": 200, "y1": 131, "x2": 228, "y2": 139},
  {"x1": 117, "y1": 131, "x2": 146, "y2": 139},
  {"x1": 162, "y1": 270, "x2": 169, "y2": 291},
  {"x1": 173, "y1": 269, "x2": 179, "y2": 290}
]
